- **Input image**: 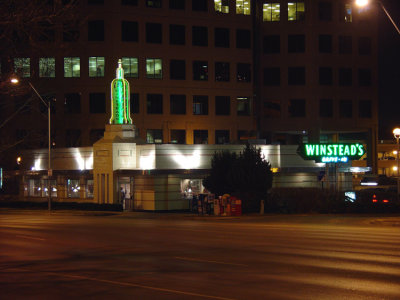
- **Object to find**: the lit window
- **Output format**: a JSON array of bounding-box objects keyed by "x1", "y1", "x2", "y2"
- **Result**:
[
  {"x1": 288, "y1": 2, "x2": 305, "y2": 21},
  {"x1": 39, "y1": 57, "x2": 55, "y2": 78},
  {"x1": 14, "y1": 58, "x2": 30, "y2": 78},
  {"x1": 146, "y1": 58, "x2": 162, "y2": 79},
  {"x1": 89, "y1": 57, "x2": 105, "y2": 77},
  {"x1": 263, "y1": 3, "x2": 280, "y2": 22},
  {"x1": 236, "y1": 0, "x2": 250, "y2": 15},
  {"x1": 146, "y1": 129, "x2": 163, "y2": 143},
  {"x1": 237, "y1": 96, "x2": 251, "y2": 116},
  {"x1": 215, "y1": 0, "x2": 229, "y2": 13},
  {"x1": 64, "y1": 57, "x2": 80, "y2": 78},
  {"x1": 67, "y1": 179, "x2": 80, "y2": 198},
  {"x1": 341, "y1": 3, "x2": 352, "y2": 22},
  {"x1": 121, "y1": 57, "x2": 138, "y2": 78}
]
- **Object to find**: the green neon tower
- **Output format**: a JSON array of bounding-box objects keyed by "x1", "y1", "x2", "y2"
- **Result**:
[{"x1": 109, "y1": 59, "x2": 133, "y2": 125}]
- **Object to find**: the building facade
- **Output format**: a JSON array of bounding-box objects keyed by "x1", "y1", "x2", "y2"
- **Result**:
[{"x1": 0, "y1": 0, "x2": 378, "y2": 172}]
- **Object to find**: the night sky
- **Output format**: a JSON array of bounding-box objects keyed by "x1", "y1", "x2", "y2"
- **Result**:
[{"x1": 378, "y1": 0, "x2": 400, "y2": 139}]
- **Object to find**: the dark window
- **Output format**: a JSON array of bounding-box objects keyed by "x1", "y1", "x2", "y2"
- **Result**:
[
  {"x1": 39, "y1": 94, "x2": 56, "y2": 114},
  {"x1": 263, "y1": 68, "x2": 280, "y2": 86},
  {"x1": 170, "y1": 60, "x2": 186, "y2": 80},
  {"x1": 193, "y1": 61, "x2": 208, "y2": 80},
  {"x1": 192, "y1": 0, "x2": 207, "y2": 11},
  {"x1": 319, "y1": 1, "x2": 332, "y2": 21},
  {"x1": 237, "y1": 97, "x2": 251, "y2": 116},
  {"x1": 194, "y1": 130, "x2": 208, "y2": 144},
  {"x1": 38, "y1": 21, "x2": 55, "y2": 42},
  {"x1": 147, "y1": 94, "x2": 163, "y2": 114},
  {"x1": 359, "y1": 36, "x2": 372, "y2": 55},
  {"x1": 263, "y1": 100, "x2": 281, "y2": 118},
  {"x1": 339, "y1": 36, "x2": 352, "y2": 54},
  {"x1": 319, "y1": 67, "x2": 332, "y2": 85},
  {"x1": 319, "y1": 34, "x2": 332, "y2": 53},
  {"x1": 121, "y1": 21, "x2": 138, "y2": 42},
  {"x1": 64, "y1": 93, "x2": 81, "y2": 113},
  {"x1": 215, "y1": 62, "x2": 230, "y2": 82},
  {"x1": 263, "y1": 35, "x2": 280, "y2": 53},
  {"x1": 215, "y1": 28, "x2": 230, "y2": 48},
  {"x1": 88, "y1": 20, "x2": 104, "y2": 41},
  {"x1": 192, "y1": 26, "x2": 208, "y2": 46},
  {"x1": 339, "y1": 68, "x2": 352, "y2": 86},
  {"x1": 146, "y1": 0, "x2": 161, "y2": 7},
  {"x1": 319, "y1": 99, "x2": 333, "y2": 118},
  {"x1": 65, "y1": 129, "x2": 81, "y2": 147},
  {"x1": 14, "y1": 94, "x2": 31, "y2": 114},
  {"x1": 288, "y1": 67, "x2": 305, "y2": 85},
  {"x1": 339, "y1": 100, "x2": 352, "y2": 118},
  {"x1": 215, "y1": 96, "x2": 230, "y2": 115},
  {"x1": 169, "y1": 0, "x2": 185, "y2": 9},
  {"x1": 288, "y1": 34, "x2": 305, "y2": 53},
  {"x1": 237, "y1": 63, "x2": 251, "y2": 82},
  {"x1": 146, "y1": 23, "x2": 162, "y2": 43},
  {"x1": 288, "y1": 99, "x2": 306, "y2": 117},
  {"x1": 215, "y1": 130, "x2": 230, "y2": 144},
  {"x1": 358, "y1": 69, "x2": 371, "y2": 86},
  {"x1": 88, "y1": 0, "x2": 103, "y2": 4},
  {"x1": 170, "y1": 130, "x2": 186, "y2": 144},
  {"x1": 236, "y1": 29, "x2": 251, "y2": 49},
  {"x1": 130, "y1": 93, "x2": 139, "y2": 114},
  {"x1": 193, "y1": 95, "x2": 208, "y2": 115},
  {"x1": 63, "y1": 24, "x2": 79, "y2": 42},
  {"x1": 89, "y1": 129, "x2": 105, "y2": 144},
  {"x1": 169, "y1": 24, "x2": 185, "y2": 45},
  {"x1": 359, "y1": 100, "x2": 372, "y2": 118},
  {"x1": 121, "y1": 0, "x2": 138, "y2": 5},
  {"x1": 89, "y1": 93, "x2": 106, "y2": 113},
  {"x1": 147, "y1": 129, "x2": 163, "y2": 143},
  {"x1": 170, "y1": 94, "x2": 186, "y2": 114}
]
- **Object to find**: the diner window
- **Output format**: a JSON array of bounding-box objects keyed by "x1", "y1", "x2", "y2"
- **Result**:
[
  {"x1": 288, "y1": 1, "x2": 305, "y2": 21},
  {"x1": 319, "y1": 99, "x2": 333, "y2": 118},
  {"x1": 170, "y1": 94, "x2": 186, "y2": 114},
  {"x1": 263, "y1": 3, "x2": 280, "y2": 22},
  {"x1": 14, "y1": 58, "x2": 30, "y2": 77},
  {"x1": 64, "y1": 57, "x2": 80, "y2": 78},
  {"x1": 215, "y1": 130, "x2": 230, "y2": 144},
  {"x1": 147, "y1": 129, "x2": 163, "y2": 143},
  {"x1": 263, "y1": 35, "x2": 280, "y2": 53},
  {"x1": 170, "y1": 59, "x2": 186, "y2": 80},
  {"x1": 236, "y1": 29, "x2": 251, "y2": 48},
  {"x1": 237, "y1": 96, "x2": 250, "y2": 116},
  {"x1": 263, "y1": 67, "x2": 280, "y2": 86},
  {"x1": 288, "y1": 99, "x2": 306, "y2": 117},
  {"x1": 340, "y1": 3, "x2": 352, "y2": 22},
  {"x1": 28, "y1": 179, "x2": 41, "y2": 197},
  {"x1": 130, "y1": 93, "x2": 139, "y2": 114},
  {"x1": 146, "y1": 0, "x2": 161, "y2": 7},
  {"x1": 39, "y1": 57, "x2": 55, "y2": 78},
  {"x1": 193, "y1": 96, "x2": 208, "y2": 115},
  {"x1": 147, "y1": 94, "x2": 163, "y2": 114},
  {"x1": 288, "y1": 34, "x2": 305, "y2": 53},
  {"x1": 121, "y1": 21, "x2": 138, "y2": 42},
  {"x1": 64, "y1": 93, "x2": 81, "y2": 114},
  {"x1": 146, "y1": 23, "x2": 162, "y2": 44},
  {"x1": 192, "y1": 26, "x2": 208, "y2": 46},
  {"x1": 42, "y1": 179, "x2": 57, "y2": 198},
  {"x1": 88, "y1": 20, "x2": 104, "y2": 41},
  {"x1": 89, "y1": 93, "x2": 106, "y2": 113},
  {"x1": 86, "y1": 179, "x2": 94, "y2": 198},
  {"x1": 237, "y1": 63, "x2": 251, "y2": 82},
  {"x1": 236, "y1": 0, "x2": 250, "y2": 15},
  {"x1": 146, "y1": 58, "x2": 162, "y2": 79},
  {"x1": 288, "y1": 67, "x2": 305, "y2": 85},
  {"x1": 169, "y1": 24, "x2": 185, "y2": 45},
  {"x1": 359, "y1": 100, "x2": 372, "y2": 118},
  {"x1": 215, "y1": 62, "x2": 230, "y2": 82},
  {"x1": 215, "y1": 0, "x2": 229, "y2": 13},
  {"x1": 67, "y1": 179, "x2": 80, "y2": 198},
  {"x1": 89, "y1": 56, "x2": 105, "y2": 77},
  {"x1": 215, "y1": 28, "x2": 230, "y2": 48},
  {"x1": 215, "y1": 96, "x2": 230, "y2": 115},
  {"x1": 193, "y1": 61, "x2": 208, "y2": 80},
  {"x1": 339, "y1": 36, "x2": 352, "y2": 54},
  {"x1": 339, "y1": 100, "x2": 352, "y2": 118},
  {"x1": 170, "y1": 130, "x2": 186, "y2": 144},
  {"x1": 122, "y1": 57, "x2": 138, "y2": 78},
  {"x1": 194, "y1": 130, "x2": 208, "y2": 144}
]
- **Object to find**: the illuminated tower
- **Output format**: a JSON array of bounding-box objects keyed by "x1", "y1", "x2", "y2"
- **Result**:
[{"x1": 109, "y1": 59, "x2": 133, "y2": 125}]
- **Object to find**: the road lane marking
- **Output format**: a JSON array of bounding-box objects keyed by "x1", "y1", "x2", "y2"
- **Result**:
[
  {"x1": 15, "y1": 235, "x2": 45, "y2": 241},
  {"x1": 175, "y1": 256, "x2": 248, "y2": 267},
  {"x1": 8, "y1": 268, "x2": 237, "y2": 300}
]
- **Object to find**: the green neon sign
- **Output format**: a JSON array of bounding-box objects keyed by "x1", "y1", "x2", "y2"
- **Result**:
[
  {"x1": 109, "y1": 59, "x2": 133, "y2": 125},
  {"x1": 298, "y1": 143, "x2": 365, "y2": 163}
]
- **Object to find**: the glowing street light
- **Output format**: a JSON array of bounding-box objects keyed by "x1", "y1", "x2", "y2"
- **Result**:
[
  {"x1": 393, "y1": 128, "x2": 400, "y2": 196},
  {"x1": 11, "y1": 77, "x2": 52, "y2": 211}
]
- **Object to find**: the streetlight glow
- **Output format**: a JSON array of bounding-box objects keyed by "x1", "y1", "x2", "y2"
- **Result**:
[
  {"x1": 355, "y1": 0, "x2": 369, "y2": 7},
  {"x1": 10, "y1": 78, "x2": 19, "y2": 84}
]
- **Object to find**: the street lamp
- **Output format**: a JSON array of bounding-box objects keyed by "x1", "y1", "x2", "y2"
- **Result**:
[
  {"x1": 355, "y1": 0, "x2": 400, "y2": 35},
  {"x1": 11, "y1": 78, "x2": 52, "y2": 211},
  {"x1": 393, "y1": 128, "x2": 400, "y2": 196}
]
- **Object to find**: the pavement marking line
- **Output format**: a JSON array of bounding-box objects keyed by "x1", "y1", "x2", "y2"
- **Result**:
[
  {"x1": 15, "y1": 235, "x2": 46, "y2": 241},
  {"x1": 175, "y1": 256, "x2": 248, "y2": 267},
  {"x1": 7, "y1": 268, "x2": 237, "y2": 300}
]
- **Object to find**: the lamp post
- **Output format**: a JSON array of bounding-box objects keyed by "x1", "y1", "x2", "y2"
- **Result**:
[
  {"x1": 355, "y1": 0, "x2": 400, "y2": 35},
  {"x1": 11, "y1": 78, "x2": 52, "y2": 211},
  {"x1": 393, "y1": 128, "x2": 400, "y2": 197}
]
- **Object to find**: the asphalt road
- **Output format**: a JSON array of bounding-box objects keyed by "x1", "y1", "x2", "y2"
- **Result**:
[{"x1": 1, "y1": 210, "x2": 400, "y2": 300}]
